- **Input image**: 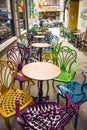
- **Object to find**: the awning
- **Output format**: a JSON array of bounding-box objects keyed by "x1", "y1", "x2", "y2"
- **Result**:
[{"x1": 40, "y1": 6, "x2": 62, "y2": 12}]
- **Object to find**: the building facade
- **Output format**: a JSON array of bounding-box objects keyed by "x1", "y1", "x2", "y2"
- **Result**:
[{"x1": 0, "y1": 0, "x2": 87, "y2": 58}]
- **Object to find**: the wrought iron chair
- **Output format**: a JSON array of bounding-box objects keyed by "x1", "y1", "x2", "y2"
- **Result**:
[
  {"x1": 46, "y1": 46, "x2": 78, "y2": 97},
  {"x1": 0, "y1": 59, "x2": 33, "y2": 130},
  {"x1": 15, "y1": 92, "x2": 83, "y2": 130},
  {"x1": 42, "y1": 35, "x2": 59, "y2": 62},
  {"x1": 56, "y1": 71, "x2": 87, "y2": 129},
  {"x1": 52, "y1": 46, "x2": 78, "y2": 86},
  {"x1": 7, "y1": 44, "x2": 35, "y2": 93}
]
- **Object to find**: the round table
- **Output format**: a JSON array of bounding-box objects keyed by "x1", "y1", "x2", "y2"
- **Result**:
[
  {"x1": 22, "y1": 62, "x2": 60, "y2": 102},
  {"x1": 73, "y1": 32, "x2": 81, "y2": 36},
  {"x1": 37, "y1": 31, "x2": 46, "y2": 35},
  {"x1": 33, "y1": 35, "x2": 45, "y2": 42},
  {"x1": 31, "y1": 43, "x2": 51, "y2": 61}
]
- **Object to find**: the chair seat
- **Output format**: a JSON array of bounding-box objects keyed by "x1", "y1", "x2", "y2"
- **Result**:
[
  {"x1": 54, "y1": 71, "x2": 73, "y2": 82},
  {"x1": 21, "y1": 102, "x2": 76, "y2": 130},
  {"x1": 0, "y1": 88, "x2": 33, "y2": 118}
]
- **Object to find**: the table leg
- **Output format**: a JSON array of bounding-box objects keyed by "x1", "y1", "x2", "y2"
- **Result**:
[
  {"x1": 33, "y1": 80, "x2": 49, "y2": 102},
  {"x1": 39, "y1": 48, "x2": 42, "y2": 61},
  {"x1": 38, "y1": 80, "x2": 43, "y2": 102}
]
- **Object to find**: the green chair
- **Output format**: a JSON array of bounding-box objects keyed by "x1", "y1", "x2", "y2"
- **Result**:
[
  {"x1": 59, "y1": 26, "x2": 69, "y2": 38},
  {"x1": 59, "y1": 26, "x2": 65, "y2": 37},
  {"x1": 46, "y1": 46, "x2": 78, "y2": 97},
  {"x1": 68, "y1": 33, "x2": 76, "y2": 43}
]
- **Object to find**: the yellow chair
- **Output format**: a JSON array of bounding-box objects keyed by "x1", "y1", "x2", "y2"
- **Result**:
[{"x1": 0, "y1": 59, "x2": 34, "y2": 130}]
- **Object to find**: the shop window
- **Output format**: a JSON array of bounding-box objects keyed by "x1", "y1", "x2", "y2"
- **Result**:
[
  {"x1": 44, "y1": 0, "x2": 59, "y2": 6},
  {"x1": 0, "y1": 0, "x2": 14, "y2": 44},
  {"x1": 18, "y1": 0, "x2": 26, "y2": 31}
]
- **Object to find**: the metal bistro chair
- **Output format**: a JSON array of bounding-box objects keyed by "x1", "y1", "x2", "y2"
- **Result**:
[
  {"x1": 42, "y1": 35, "x2": 59, "y2": 62},
  {"x1": 52, "y1": 46, "x2": 78, "y2": 85},
  {"x1": 15, "y1": 92, "x2": 84, "y2": 130},
  {"x1": 0, "y1": 59, "x2": 33, "y2": 130},
  {"x1": 46, "y1": 46, "x2": 78, "y2": 97},
  {"x1": 7, "y1": 44, "x2": 35, "y2": 93},
  {"x1": 56, "y1": 71, "x2": 87, "y2": 130}
]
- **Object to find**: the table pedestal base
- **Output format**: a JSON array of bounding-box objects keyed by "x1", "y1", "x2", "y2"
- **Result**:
[
  {"x1": 32, "y1": 80, "x2": 49, "y2": 102},
  {"x1": 33, "y1": 96, "x2": 49, "y2": 103}
]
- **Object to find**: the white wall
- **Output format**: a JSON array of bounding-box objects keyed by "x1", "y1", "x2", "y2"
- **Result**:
[{"x1": 78, "y1": 0, "x2": 87, "y2": 32}]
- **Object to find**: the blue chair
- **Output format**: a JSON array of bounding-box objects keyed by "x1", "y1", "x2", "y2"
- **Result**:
[
  {"x1": 42, "y1": 34, "x2": 59, "y2": 62},
  {"x1": 56, "y1": 71, "x2": 87, "y2": 130}
]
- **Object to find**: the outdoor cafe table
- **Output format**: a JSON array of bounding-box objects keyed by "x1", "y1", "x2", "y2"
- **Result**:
[
  {"x1": 37, "y1": 31, "x2": 46, "y2": 35},
  {"x1": 22, "y1": 62, "x2": 60, "y2": 102},
  {"x1": 31, "y1": 43, "x2": 51, "y2": 61},
  {"x1": 33, "y1": 35, "x2": 45, "y2": 42}
]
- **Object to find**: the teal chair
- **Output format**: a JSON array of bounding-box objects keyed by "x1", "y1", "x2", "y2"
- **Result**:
[
  {"x1": 56, "y1": 71, "x2": 87, "y2": 130},
  {"x1": 46, "y1": 46, "x2": 78, "y2": 97}
]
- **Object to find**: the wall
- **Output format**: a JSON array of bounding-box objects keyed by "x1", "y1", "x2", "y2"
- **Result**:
[{"x1": 78, "y1": 0, "x2": 87, "y2": 32}]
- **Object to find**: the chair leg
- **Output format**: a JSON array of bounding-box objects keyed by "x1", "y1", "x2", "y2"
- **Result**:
[
  {"x1": 57, "y1": 93, "x2": 60, "y2": 104},
  {"x1": 20, "y1": 81, "x2": 23, "y2": 90},
  {"x1": 4, "y1": 118, "x2": 11, "y2": 130},
  {"x1": 74, "y1": 107, "x2": 79, "y2": 130},
  {"x1": 66, "y1": 97, "x2": 68, "y2": 106},
  {"x1": 14, "y1": 79, "x2": 23, "y2": 90},
  {"x1": 74, "y1": 113, "x2": 79, "y2": 130},
  {"x1": 27, "y1": 81, "x2": 31, "y2": 94}
]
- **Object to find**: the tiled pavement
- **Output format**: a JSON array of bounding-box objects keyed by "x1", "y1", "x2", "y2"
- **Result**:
[{"x1": 0, "y1": 27, "x2": 87, "y2": 130}]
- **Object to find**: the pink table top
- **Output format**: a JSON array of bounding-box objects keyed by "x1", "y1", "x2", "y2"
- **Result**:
[
  {"x1": 22, "y1": 62, "x2": 60, "y2": 81},
  {"x1": 31, "y1": 43, "x2": 51, "y2": 48},
  {"x1": 37, "y1": 32, "x2": 46, "y2": 35}
]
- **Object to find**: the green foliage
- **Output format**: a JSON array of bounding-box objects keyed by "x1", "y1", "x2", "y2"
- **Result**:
[{"x1": 32, "y1": 2, "x2": 36, "y2": 8}]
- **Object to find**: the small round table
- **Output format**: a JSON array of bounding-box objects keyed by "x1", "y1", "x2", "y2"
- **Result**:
[
  {"x1": 33, "y1": 35, "x2": 45, "y2": 42},
  {"x1": 37, "y1": 31, "x2": 46, "y2": 35},
  {"x1": 22, "y1": 62, "x2": 60, "y2": 102},
  {"x1": 31, "y1": 43, "x2": 51, "y2": 61}
]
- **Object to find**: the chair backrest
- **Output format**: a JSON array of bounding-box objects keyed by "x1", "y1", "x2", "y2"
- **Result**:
[
  {"x1": 57, "y1": 81, "x2": 87, "y2": 105},
  {"x1": 7, "y1": 45, "x2": 30, "y2": 71},
  {"x1": 0, "y1": 59, "x2": 17, "y2": 94},
  {"x1": 27, "y1": 31, "x2": 34, "y2": 46},
  {"x1": 53, "y1": 46, "x2": 77, "y2": 72},
  {"x1": 65, "y1": 81, "x2": 87, "y2": 104},
  {"x1": 51, "y1": 35, "x2": 59, "y2": 47}
]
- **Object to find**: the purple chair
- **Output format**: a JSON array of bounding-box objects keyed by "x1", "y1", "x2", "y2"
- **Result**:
[
  {"x1": 15, "y1": 93, "x2": 82, "y2": 130},
  {"x1": 7, "y1": 44, "x2": 35, "y2": 92}
]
